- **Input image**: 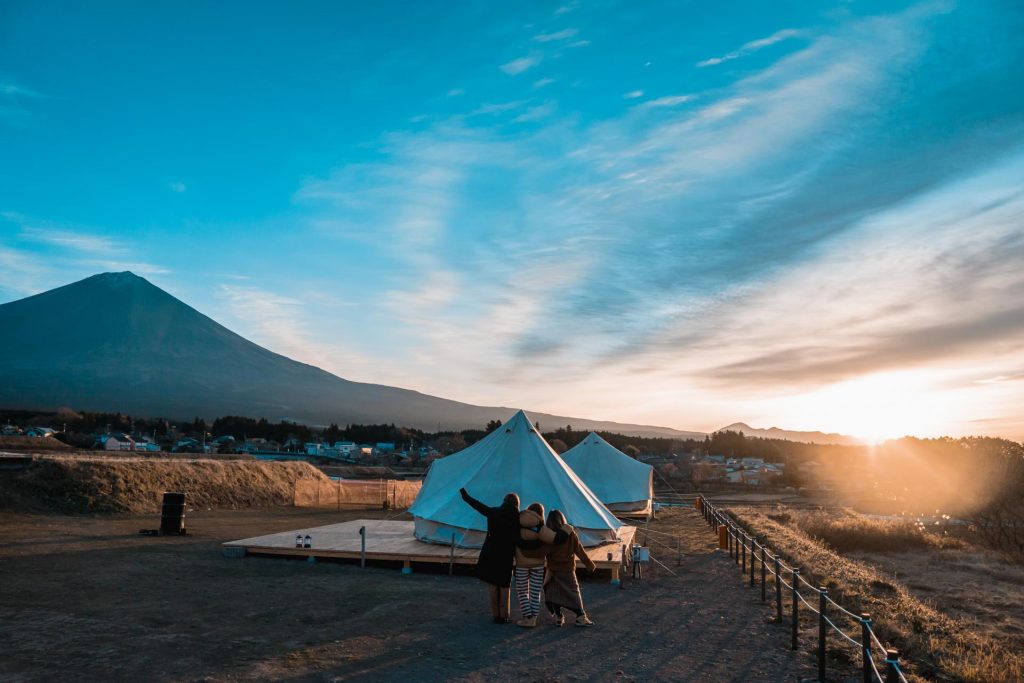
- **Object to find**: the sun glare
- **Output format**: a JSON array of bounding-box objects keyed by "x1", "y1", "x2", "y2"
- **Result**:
[{"x1": 779, "y1": 371, "x2": 953, "y2": 442}]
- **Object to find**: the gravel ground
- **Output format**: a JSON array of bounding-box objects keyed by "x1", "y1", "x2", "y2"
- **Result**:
[{"x1": 0, "y1": 506, "x2": 835, "y2": 682}]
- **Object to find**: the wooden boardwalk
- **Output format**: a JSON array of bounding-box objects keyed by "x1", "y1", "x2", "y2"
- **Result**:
[{"x1": 224, "y1": 519, "x2": 636, "y2": 581}]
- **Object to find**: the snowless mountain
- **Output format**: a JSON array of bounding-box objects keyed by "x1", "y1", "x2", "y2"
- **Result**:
[
  {"x1": 0, "y1": 271, "x2": 707, "y2": 438},
  {"x1": 716, "y1": 422, "x2": 864, "y2": 446}
]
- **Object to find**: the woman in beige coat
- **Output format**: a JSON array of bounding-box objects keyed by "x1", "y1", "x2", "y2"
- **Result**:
[{"x1": 543, "y1": 509, "x2": 597, "y2": 626}]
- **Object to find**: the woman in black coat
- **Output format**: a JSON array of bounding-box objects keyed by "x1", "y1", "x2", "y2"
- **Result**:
[{"x1": 460, "y1": 488, "x2": 520, "y2": 623}]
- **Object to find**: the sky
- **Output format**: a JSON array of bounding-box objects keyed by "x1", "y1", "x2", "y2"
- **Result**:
[{"x1": 1, "y1": 0, "x2": 1023, "y2": 441}]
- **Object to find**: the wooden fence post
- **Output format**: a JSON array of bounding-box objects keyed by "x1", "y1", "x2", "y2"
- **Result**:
[
  {"x1": 818, "y1": 587, "x2": 828, "y2": 682},
  {"x1": 359, "y1": 525, "x2": 366, "y2": 568},
  {"x1": 791, "y1": 567, "x2": 800, "y2": 650},
  {"x1": 885, "y1": 649, "x2": 901, "y2": 683},
  {"x1": 749, "y1": 536, "x2": 755, "y2": 587},
  {"x1": 775, "y1": 555, "x2": 782, "y2": 621},
  {"x1": 760, "y1": 543, "x2": 767, "y2": 601},
  {"x1": 860, "y1": 614, "x2": 873, "y2": 683}
]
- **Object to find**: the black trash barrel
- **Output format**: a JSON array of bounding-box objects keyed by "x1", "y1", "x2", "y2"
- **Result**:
[{"x1": 160, "y1": 491, "x2": 186, "y2": 535}]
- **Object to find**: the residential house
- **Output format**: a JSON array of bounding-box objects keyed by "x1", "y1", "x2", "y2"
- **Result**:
[
  {"x1": 101, "y1": 433, "x2": 135, "y2": 451},
  {"x1": 172, "y1": 438, "x2": 201, "y2": 453},
  {"x1": 333, "y1": 441, "x2": 356, "y2": 455}
]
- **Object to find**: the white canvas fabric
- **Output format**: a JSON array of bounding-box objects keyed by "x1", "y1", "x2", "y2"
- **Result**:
[
  {"x1": 409, "y1": 410, "x2": 621, "y2": 548},
  {"x1": 561, "y1": 432, "x2": 653, "y2": 512}
]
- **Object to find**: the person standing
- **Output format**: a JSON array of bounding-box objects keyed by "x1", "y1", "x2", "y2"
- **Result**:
[
  {"x1": 514, "y1": 502, "x2": 552, "y2": 628},
  {"x1": 459, "y1": 488, "x2": 520, "y2": 623},
  {"x1": 543, "y1": 509, "x2": 597, "y2": 627}
]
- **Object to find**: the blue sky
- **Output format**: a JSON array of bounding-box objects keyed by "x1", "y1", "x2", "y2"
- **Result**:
[{"x1": 2, "y1": 0, "x2": 1023, "y2": 439}]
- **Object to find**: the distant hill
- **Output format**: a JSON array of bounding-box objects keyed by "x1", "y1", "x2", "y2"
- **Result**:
[
  {"x1": 0, "y1": 272, "x2": 706, "y2": 439},
  {"x1": 715, "y1": 422, "x2": 864, "y2": 446}
]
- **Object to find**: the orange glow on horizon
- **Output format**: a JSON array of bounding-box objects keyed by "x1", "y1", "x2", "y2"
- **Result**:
[{"x1": 774, "y1": 371, "x2": 955, "y2": 443}]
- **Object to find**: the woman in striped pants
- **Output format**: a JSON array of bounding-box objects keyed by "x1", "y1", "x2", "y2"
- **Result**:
[{"x1": 513, "y1": 502, "x2": 564, "y2": 627}]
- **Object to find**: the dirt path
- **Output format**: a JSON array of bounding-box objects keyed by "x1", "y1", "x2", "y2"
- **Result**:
[{"x1": 1, "y1": 506, "x2": 829, "y2": 682}]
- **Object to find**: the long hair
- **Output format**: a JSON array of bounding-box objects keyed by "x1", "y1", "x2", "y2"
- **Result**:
[
  {"x1": 503, "y1": 492, "x2": 520, "y2": 509},
  {"x1": 546, "y1": 509, "x2": 566, "y2": 530}
]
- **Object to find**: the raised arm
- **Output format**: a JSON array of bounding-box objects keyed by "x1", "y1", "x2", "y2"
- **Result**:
[
  {"x1": 573, "y1": 534, "x2": 597, "y2": 572},
  {"x1": 459, "y1": 488, "x2": 493, "y2": 517}
]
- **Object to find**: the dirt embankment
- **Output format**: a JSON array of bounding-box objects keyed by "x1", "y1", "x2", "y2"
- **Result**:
[
  {"x1": 0, "y1": 435, "x2": 72, "y2": 451},
  {"x1": 0, "y1": 457, "x2": 328, "y2": 514}
]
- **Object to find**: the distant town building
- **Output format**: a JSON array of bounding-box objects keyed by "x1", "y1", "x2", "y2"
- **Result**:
[{"x1": 100, "y1": 433, "x2": 135, "y2": 451}]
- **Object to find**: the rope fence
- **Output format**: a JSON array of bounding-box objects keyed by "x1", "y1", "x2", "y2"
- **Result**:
[{"x1": 697, "y1": 496, "x2": 911, "y2": 683}]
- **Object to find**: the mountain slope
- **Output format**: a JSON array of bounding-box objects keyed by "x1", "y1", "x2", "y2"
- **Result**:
[
  {"x1": 716, "y1": 422, "x2": 864, "y2": 446},
  {"x1": 0, "y1": 272, "x2": 705, "y2": 438}
]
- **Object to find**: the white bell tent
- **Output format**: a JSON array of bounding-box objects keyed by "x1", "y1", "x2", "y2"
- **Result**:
[
  {"x1": 561, "y1": 432, "x2": 653, "y2": 514},
  {"x1": 409, "y1": 410, "x2": 621, "y2": 548}
]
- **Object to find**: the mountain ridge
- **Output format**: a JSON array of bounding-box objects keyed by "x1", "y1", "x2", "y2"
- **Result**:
[
  {"x1": 716, "y1": 421, "x2": 864, "y2": 446},
  {"x1": 0, "y1": 272, "x2": 707, "y2": 439}
]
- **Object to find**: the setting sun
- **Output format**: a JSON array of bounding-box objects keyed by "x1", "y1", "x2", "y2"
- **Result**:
[{"x1": 776, "y1": 371, "x2": 954, "y2": 443}]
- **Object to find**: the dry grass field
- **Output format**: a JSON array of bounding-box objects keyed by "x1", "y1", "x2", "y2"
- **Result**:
[
  {"x1": 0, "y1": 455, "x2": 327, "y2": 513},
  {"x1": 722, "y1": 505, "x2": 1024, "y2": 682}
]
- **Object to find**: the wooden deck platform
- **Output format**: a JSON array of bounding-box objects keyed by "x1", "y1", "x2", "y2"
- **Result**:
[
  {"x1": 612, "y1": 499, "x2": 653, "y2": 520},
  {"x1": 224, "y1": 519, "x2": 636, "y2": 582}
]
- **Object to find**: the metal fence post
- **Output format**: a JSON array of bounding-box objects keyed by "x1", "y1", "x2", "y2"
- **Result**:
[
  {"x1": 359, "y1": 525, "x2": 366, "y2": 568},
  {"x1": 775, "y1": 555, "x2": 783, "y2": 621},
  {"x1": 818, "y1": 587, "x2": 828, "y2": 682},
  {"x1": 860, "y1": 614, "x2": 872, "y2": 683},
  {"x1": 760, "y1": 544, "x2": 767, "y2": 601},
  {"x1": 791, "y1": 567, "x2": 800, "y2": 650},
  {"x1": 885, "y1": 649, "x2": 901, "y2": 683}
]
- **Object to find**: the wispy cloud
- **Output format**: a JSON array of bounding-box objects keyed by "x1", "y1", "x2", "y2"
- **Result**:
[
  {"x1": 0, "y1": 79, "x2": 46, "y2": 126},
  {"x1": 697, "y1": 28, "x2": 801, "y2": 67},
  {"x1": 470, "y1": 100, "x2": 526, "y2": 116},
  {"x1": 500, "y1": 54, "x2": 541, "y2": 75},
  {"x1": 0, "y1": 213, "x2": 173, "y2": 296},
  {"x1": 533, "y1": 78, "x2": 556, "y2": 89},
  {"x1": 533, "y1": 28, "x2": 579, "y2": 42},
  {"x1": 17, "y1": 224, "x2": 124, "y2": 254},
  {"x1": 0, "y1": 82, "x2": 46, "y2": 98},
  {"x1": 623, "y1": 90, "x2": 644, "y2": 99},
  {"x1": 554, "y1": 2, "x2": 579, "y2": 16},
  {"x1": 639, "y1": 94, "x2": 696, "y2": 108},
  {"x1": 513, "y1": 102, "x2": 556, "y2": 123}
]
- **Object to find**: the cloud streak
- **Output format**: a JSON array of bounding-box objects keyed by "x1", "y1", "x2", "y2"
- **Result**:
[
  {"x1": 500, "y1": 54, "x2": 541, "y2": 75},
  {"x1": 697, "y1": 28, "x2": 801, "y2": 67},
  {"x1": 533, "y1": 28, "x2": 579, "y2": 42}
]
